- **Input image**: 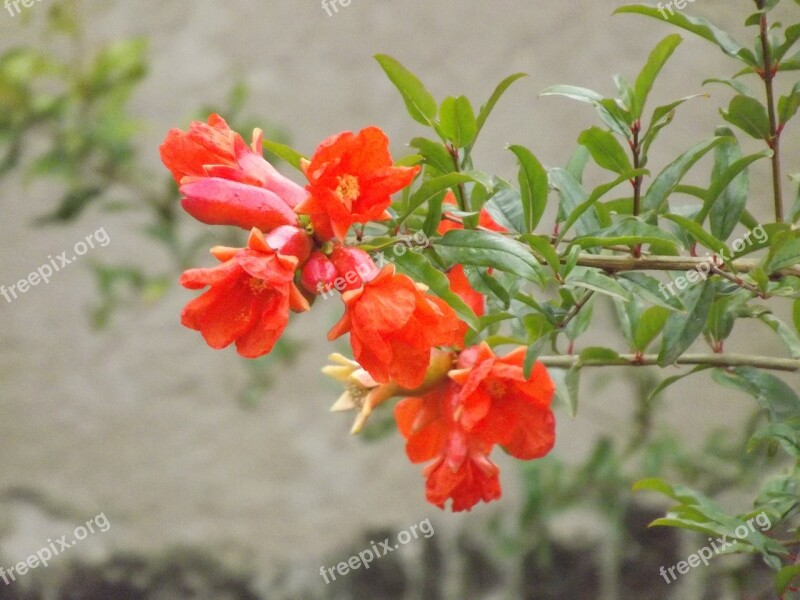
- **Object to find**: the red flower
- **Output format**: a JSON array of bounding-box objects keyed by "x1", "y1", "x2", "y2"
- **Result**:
[
  {"x1": 160, "y1": 114, "x2": 308, "y2": 231},
  {"x1": 296, "y1": 127, "x2": 420, "y2": 241},
  {"x1": 327, "y1": 265, "x2": 466, "y2": 389},
  {"x1": 180, "y1": 228, "x2": 311, "y2": 358},
  {"x1": 446, "y1": 264, "x2": 485, "y2": 317},
  {"x1": 395, "y1": 382, "x2": 502, "y2": 512},
  {"x1": 394, "y1": 344, "x2": 555, "y2": 511},
  {"x1": 160, "y1": 114, "x2": 238, "y2": 183},
  {"x1": 450, "y1": 343, "x2": 556, "y2": 460}
]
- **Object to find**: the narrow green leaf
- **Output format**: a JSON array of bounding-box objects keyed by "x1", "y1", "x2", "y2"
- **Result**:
[
  {"x1": 776, "y1": 564, "x2": 800, "y2": 595},
  {"x1": 577, "y1": 126, "x2": 633, "y2": 174},
  {"x1": 643, "y1": 137, "x2": 729, "y2": 213},
  {"x1": 566, "y1": 267, "x2": 631, "y2": 302},
  {"x1": 375, "y1": 54, "x2": 437, "y2": 126},
  {"x1": 634, "y1": 306, "x2": 670, "y2": 352},
  {"x1": 435, "y1": 229, "x2": 546, "y2": 284},
  {"x1": 409, "y1": 138, "x2": 454, "y2": 174},
  {"x1": 522, "y1": 234, "x2": 561, "y2": 274},
  {"x1": 721, "y1": 95, "x2": 771, "y2": 140},
  {"x1": 439, "y1": 95, "x2": 477, "y2": 148},
  {"x1": 571, "y1": 219, "x2": 682, "y2": 253},
  {"x1": 549, "y1": 168, "x2": 602, "y2": 236},
  {"x1": 559, "y1": 168, "x2": 649, "y2": 241},
  {"x1": 778, "y1": 81, "x2": 800, "y2": 126},
  {"x1": 262, "y1": 139, "x2": 306, "y2": 171},
  {"x1": 663, "y1": 213, "x2": 729, "y2": 255},
  {"x1": 476, "y1": 73, "x2": 527, "y2": 138},
  {"x1": 398, "y1": 173, "x2": 473, "y2": 226},
  {"x1": 633, "y1": 34, "x2": 683, "y2": 119},
  {"x1": 614, "y1": 5, "x2": 757, "y2": 66},
  {"x1": 640, "y1": 94, "x2": 708, "y2": 165},
  {"x1": 658, "y1": 280, "x2": 714, "y2": 366},
  {"x1": 713, "y1": 367, "x2": 800, "y2": 423},
  {"x1": 794, "y1": 299, "x2": 800, "y2": 334},
  {"x1": 483, "y1": 184, "x2": 525, "y2": 233},
  {"x1": 508, "y1": 145, "x2": 549, "y2": 232}
]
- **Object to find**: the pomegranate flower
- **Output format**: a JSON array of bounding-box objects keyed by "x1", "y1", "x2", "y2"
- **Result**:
[
  {"x1": 296, "y1": 127, "x2": 420, "y2": 241},
  {"x1": 327, "y1": 264, "x2": 467, "y2": 389},
  {"x1": 180, "y1": 227, "x2": 311, "y2": 358},
  {"x1": 160, "y1": 114, "x2": 308, "y2": 231},
  {"x1": 394, "y1": 343, "x2": 555, "y2": 511},
  {"x1": 450, "y1": 343, "x2": 556, "y2": 460},
  {"x1": 395, "y1": 382, "x2": 502, "y2": 512}
]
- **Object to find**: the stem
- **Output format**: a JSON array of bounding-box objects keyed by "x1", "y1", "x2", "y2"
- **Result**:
[
  {"x1": 759, "y1": 9, "x2": 784, "y2": 222},
  {"x1": 447, "y1": 144, "x2": 469, "y2": 212},
  {"x1": 571, "y1": 253, "x2": 800, "y2": 278},
  {"x1": 630, "y1": 121, "x2": 643, "y2": 257},
  {"x1": 537, "y1": 353, "x2": 800, "y2": 372}
]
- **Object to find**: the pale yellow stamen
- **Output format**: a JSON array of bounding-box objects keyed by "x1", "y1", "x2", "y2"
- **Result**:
[
  {"x1": 335, "y1": 174, "x2": 360, "y2": 206},
  {"x1": 249, "y1": 278, "x2": 269, "y2": 294}
]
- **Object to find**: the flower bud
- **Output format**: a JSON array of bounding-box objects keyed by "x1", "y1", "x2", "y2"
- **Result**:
[
  {"x1": 300, "y1": 251, "x2": 338, "y2": 295},
  {"x1": 330, "y1": 246, "x2": 379, "y2": 292},
  {"x1": 266, "y1": 225, "x2": 312, "y2": 264}
]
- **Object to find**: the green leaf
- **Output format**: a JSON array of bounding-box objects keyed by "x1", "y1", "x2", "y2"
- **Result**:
[
  {"x1": 758, "y1": 313, "x2": 800, "y2": 358},
  {"x1": 483, "y1": 184, "x2": 525, "y2": 233},
  {"x1": 702, "y1": 138, "x2": 768, "y2": 239},
  {"x1": 559, "y1": 169, "x2": 649, "y2": 242},
  {"x1": 551, "y1": 367, "x2": 581, "y2": 418},
  {"x1": 391, "y1": 250, "x2": 479, "y2": 330},
  {"x1": 643, "y1": 137, "x2": 729, "y2": 213},
  {"x1": 374, "y1": 54, "x2": 437, "y2": 126},
  {"x1": 614, "y1": 5, "x2": 757, "y2": 66},
  {"x1": 633, "y1": 34, "x2": 683, "y2": 119},
  {"x1": 435, "y1": 229, "x2": 546, "y2": 284},
  {"x1": 767, "y1": 237, "x2": 800, "y2": 273},
  {"x1": 647, "y1": 366, "x2": 711, "y2": 402},
  {"x1": 550, "y1": 168, "x2": 603, "y2": 236},
  {"x1": 658, "y1": 280, "x2": 714, "y2": 366},
  {"x1": 475, "y1": 73, "x2": 527, "y2": 139},
  {"x1": 566, "y1": 267, "x2": 631, "y2": 302},
  {"x1": 775, "y1": 23, "x2": 800, "y2": 62},
  {"x1": 662, "y1": 213, "x2": 729, "y2": 255},
  {"x1": 776, "y1": 564, "x2": 800, "y2": 595},
  {"x1": 439, "y1": 95, "x2": 477, "y2": 148},
  {"x1": 778, "y1": 81, "x2": 800, "y2": 126},
  {"x1": 409, "y1": 138, "x2": 454, "y2": 174},
  {"x1": 794, "y1": 299, "x2": 800, "y2": 334},
  {"x1": 522, "y1": 234, "x2": 561, "y2": 274},
  {"x1": 571, "y1": 219, "x2": 682, "y2": 253},
  {"x1": 618, "y1": 272, "x2": 683, "y2": 310},
  {"x1": 640, "y1": 94, "x2": 707, "y2": 165},
  {"x1": 262, "y1": 140, "x2": 306, "y2": 171},
  {"x1": 721, "y1": 95, "x2": 771, "y2": 140},
  {"x1": 634, "y1": 306, "x2": 670, "y2": 352},
  {"x1": 566, "y1": 297, "x2": 595, "y2": 341},
  {"x1": 398, "y1": 173, "x2": 473, "y2": 226},
  {"x1": 508, "y1": 145, "x2": 549, "y2": 232},
  {"x1": 577, "y1": 126, "x2": 633, "y2": 174},
  {"x1": 703, "y1": 77, "x2": 756, "y2": 98},
  {"x1": 713, "y1": 367, "x2": 800, "y2": 422},
  {"x1": 539, "y1": 85, "x2": 630, "y2": 137}
]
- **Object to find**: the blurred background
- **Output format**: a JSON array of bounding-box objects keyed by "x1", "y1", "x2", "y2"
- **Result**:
[{"x1": 0, "y1": 1, "x2": 798, "y2": 598}]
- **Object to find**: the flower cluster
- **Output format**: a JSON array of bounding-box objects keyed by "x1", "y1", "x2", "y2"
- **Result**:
[{"x1": 160, "y1": 115, "x2": 556, "y2": 511}]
